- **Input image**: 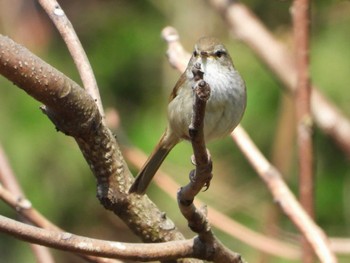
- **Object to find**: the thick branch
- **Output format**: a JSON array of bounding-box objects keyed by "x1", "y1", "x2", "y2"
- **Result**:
[{"x1": 0, "y1": 34, "x2": 188, "y2": 252}]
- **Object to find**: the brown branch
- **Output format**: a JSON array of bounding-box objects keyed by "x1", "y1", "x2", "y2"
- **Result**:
[
  {"x1": 292, "y1": 0, "x2": 314, "y2": 262},
  {"x1": 0, "y1": 34, "x2": 199, "y2": 262},
  {"x1": 208, "y1": 0, "x2": 350, "y2": 158},
  {"x1": 174, "y1": 46, "x2": 243, "y2": 263},
  {"x1": 330, "y1": 238, "x2": 350, "y2": 254},
  {"x1": 0, "y1": 144, "x2": 57, "y2": 231},
  {"x1": 179, "y1": 64, "x2": 212, "y2": 205},
  {"x1": 0, "y1": 144, "x2": 24, "y2": 195},
  {"x1": 162, "y1": 26, "x2": 336, "y2": 263},
  {"x1": 0, "y1": 213, "x2": 244, "y2": 262},
  {"x1": 37, "y1": 0, "x2": 104, "y2": 116},
  {"x1": 293, "y1": 0, "x2": 314, "y2": 218},
  {"x1": 0, "y1": 176, "x2": 121, "y2": 263},
  {"x1": 0, "y1": 215, "x2": 197, "y2": 261},
  {"x1": 162, "y1": 26, "x2": 191, "y2": 71},
  {"x1": 0, "y1": 144, "x2": 56, "y2": 263},
  {"x1": 123, "y1": 146, "x2": 300, "y2": 260},
  {"x1": 30, "y1": 244, "x2": 56, "y2": 263},
  {"x1": 231, "y1": 127, "x2": 336, "y2": 263}
]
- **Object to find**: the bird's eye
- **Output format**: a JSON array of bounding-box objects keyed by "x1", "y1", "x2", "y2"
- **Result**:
[
  {"x1": 193, "y1": 50, "x2": 198, "y2": 57},
  {"x1": 215, "y1": 50, "x2": 226, "y2": 58}
]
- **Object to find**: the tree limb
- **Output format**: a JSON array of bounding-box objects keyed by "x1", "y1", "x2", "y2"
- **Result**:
[
  {"x1": 0, "y1": 215, "x2": 194, "y2": 261},
  {"x1": 0, "y1": 34, "x2": 190, "y2": 254}
]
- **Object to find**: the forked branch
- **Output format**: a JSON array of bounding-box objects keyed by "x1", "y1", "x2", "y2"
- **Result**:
[{"x1": 0, "y1": 33, "x2": 188, "y2": 256}]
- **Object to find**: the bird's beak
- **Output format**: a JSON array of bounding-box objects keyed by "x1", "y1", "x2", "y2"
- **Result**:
[{"x1": 200, "y1": 51, "x2": 209, "y2": 58}]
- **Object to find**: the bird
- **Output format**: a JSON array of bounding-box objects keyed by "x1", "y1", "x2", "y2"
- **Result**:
[{"x1": 129, "y1": 36, "x2": 246, "y2": 195}]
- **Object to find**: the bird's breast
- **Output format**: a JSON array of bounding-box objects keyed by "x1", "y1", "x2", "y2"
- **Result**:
[{"x1": 168, "y1": 63, "x2": 246, "y2": 142}]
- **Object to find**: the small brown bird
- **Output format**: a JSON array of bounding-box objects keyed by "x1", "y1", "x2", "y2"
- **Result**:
[{"x1": 129, "y1": 37, "x2": 246, "y2": 195}]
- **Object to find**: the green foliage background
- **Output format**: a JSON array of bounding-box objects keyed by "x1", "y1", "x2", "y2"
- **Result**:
[{"x1": 0, "y1": 0, "x2": 350, "y2": 262}]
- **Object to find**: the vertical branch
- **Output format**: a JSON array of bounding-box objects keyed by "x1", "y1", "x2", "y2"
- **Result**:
[{"x1": 292, "y1": 0, "x2": 314, "y2": 262}]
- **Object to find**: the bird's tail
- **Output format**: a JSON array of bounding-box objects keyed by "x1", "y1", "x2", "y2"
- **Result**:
[{"x1": 129, "y1": 134, "x2": 176, "y2": 195}]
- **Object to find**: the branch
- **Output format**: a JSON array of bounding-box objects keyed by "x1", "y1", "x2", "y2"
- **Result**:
[
  {"x1": 0, "y1": 213, "x2": 244, "y2": 262},
  {"x1": 330, "y1": 238, "x2": 350, "y2": 254},
  {"x1": 37, "y1": 0, "x2": 104, "y2": 116},
  {"x1": 0, "y1": 34, "x2": 192, "y2": 255},
  {"x1": 292, "y1": 0, "x2": 315, "y2": 262},
  {"x1": 0, "y1": 215, "x2": 196, "y2": 261},
  {"x1": 292, "y1": 0, "x2": 314, "y2": 216},
  {"x1": 174, "y1": 48, "x2": 243, "y2": 263},
  {"x1": 208, "y1": 0, "x2": 350, "y2": 158},
  {"x1": 161, "y1": 26, "x2": 336, "y2": 263},
  {"x1": 0, "y1": 144, "x2": 24, "y2": 195},
  {"x1": 16, "y1": 143, "x2": 350, "y2": 260},
  {"x1": 0, "y1": 164, "x2": 122, "y2": 263},
  {"x1": 231, "y1": 126, "x2": 336, "y2": 263},
  {"x1": 162, "y1": 26, "x2": 191, "y2": 71},
  {"x1": 179, "y1": 64, "x2": 212, "y2": 204},
  {"x1": 0, "y1": 144, "x2": 56, "y2": 263},
  {"x1": 123, "y1": 146, "x2": 300, "y2": 260}
]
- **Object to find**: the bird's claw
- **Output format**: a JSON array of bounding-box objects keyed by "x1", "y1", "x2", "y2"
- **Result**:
[{"x1": 202, "y1": 180, "x2": 211, "y2": 191}]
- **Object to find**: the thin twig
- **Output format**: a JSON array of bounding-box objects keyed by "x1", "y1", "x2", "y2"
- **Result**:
[
  {"x1": 178, "y1": 64, "x2": 212, "y2": 204},
  {"x1": 30, "y1": 244, "x2": 56, "y2": 263},
  {"x1": 231, "y1": 126, "x2": 336, "y2": 263},
  {"x1": 162, "y1": 26, "x2": 191, "y2": 69},
  {"x1": 0, "y1": 144, "x2": 24, "y2": 195},
  {"x1": 176, "y1": 62, "x2": 243, "y2": 263},
  {"x1": 162, "y1": 26, "x2": 191, "y2": 71},
  {"x1": 292, "y1": 0, "x2": 314, "y2": 262},
  {"x1": 0, "y1": 144, "x2": 56, "y2": 263},
  {"x1": 177, "y1": 64, "x2": 211, "y2": 231},
  {"x1": 37, "y1": 0, "x2": 104, "y2": 116},
  {"x1": 330, "y1": 238, "x2": 350, "y2": 254}
]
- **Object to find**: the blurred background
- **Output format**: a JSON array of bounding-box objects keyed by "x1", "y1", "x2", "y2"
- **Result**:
[{"x1": 0, "y1": 0, "x2": 350, "y2": 262}]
